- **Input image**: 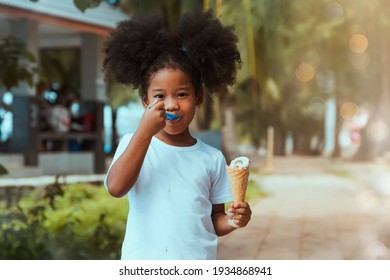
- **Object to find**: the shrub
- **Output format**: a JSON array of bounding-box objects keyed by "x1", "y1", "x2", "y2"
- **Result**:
[
  {"x1": 0, "y1": 179, "x2": 265, "y2": 259},
  {"x1": 0, "y1": 183, "x2": 128, "y2": 260}
]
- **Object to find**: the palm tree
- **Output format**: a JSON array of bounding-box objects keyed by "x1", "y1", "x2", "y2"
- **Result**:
[
  {"x1": 0, "y1": 164, "x2": 8, "y2": 176},
  {"x1": 0, "y1": 36, "x2": 38, "y2": 91},
  {"x1": 0, "y1": 36, "x2": 38, "y2": 175}
]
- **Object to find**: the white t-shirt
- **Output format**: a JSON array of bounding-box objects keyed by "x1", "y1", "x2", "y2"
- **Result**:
[{"x1": 105, "y1": 133, "x2": 232, "y2": 260}]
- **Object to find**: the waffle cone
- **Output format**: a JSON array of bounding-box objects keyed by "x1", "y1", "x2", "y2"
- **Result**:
[{"x1": 226, "y1": 165, "x2": 249, "y2": 204}]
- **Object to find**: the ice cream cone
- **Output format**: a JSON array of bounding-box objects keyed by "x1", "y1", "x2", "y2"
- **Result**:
[{"x1": 226, "y1": 165, "x2": 249, "y2": 204}]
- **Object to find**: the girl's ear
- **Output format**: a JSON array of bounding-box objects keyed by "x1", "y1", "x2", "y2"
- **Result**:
[
  {"x1": 142, "y1": 96, "x2": 149, "y2": 108},
  {"x1": 196, "y1": 91, "x2": 204, "y2": 108}
]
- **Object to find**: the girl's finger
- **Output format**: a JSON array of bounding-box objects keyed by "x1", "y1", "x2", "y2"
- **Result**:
[
  {"x1": 232, "y1": 208, "x2": 252, "y2": 215},
  {"x1": 235, "y1": 202, "x2": 249, "y2": 208},
  {"x1": 147, "y1": 98, "x2": 159, "y2": 110}
]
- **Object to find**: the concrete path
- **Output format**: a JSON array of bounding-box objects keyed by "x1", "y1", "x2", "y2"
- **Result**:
[
  {"x1": 3, "y1": 154, "x2": 390, "y2": 260},
  {"x1": 217, "y1": 156, "x2": 390, "y2": 260}
]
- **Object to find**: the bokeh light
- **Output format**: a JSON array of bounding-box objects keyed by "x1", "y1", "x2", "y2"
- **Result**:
[
  {"x1": 355, "y1": 188, "x2": 380, "y2": 210},
  {"x1": 375, "y1": 173, "x2": 390, "y2": 196},
  {"x1": 2, "y1": 91, "x2": 13, "y2": 105},
  {"x1": 70, "y1": 102, "x2": 81, "y2": 118},
  {"x1": 295, "y1": 63, "x2": 315, "y2": 82},
  {"x1": 354, "y1": 107, "x2": 370, "y2": 128},
  {"x1": 349, "y1": 34, "x2": 368, "y2": 53},
  {"x1": 316, "y1": 70, "x2": 335, "y2": 94},
  {"x1": 340, "y1": 102, "x2": 359, "y2": 121},
  {"x1": 302, "y1": 50, "x2": 321, "y2": 69},
  {"x1": 349, "y1": 52, "x2": 370, "y2": 69},
  {"x1": 363, "y1": 241, "x2": 390, "y2": 259},
  {"x1": 325, "y1": 2, "x2": 345, "y2": 21},
  {"x1": 308, "y1": 97, "x2": 325, "y2": 120},
  {"x1": 43, "y1": 90, "x2": 58, "y2": 104},
  {"x1": 366, "y1": 120, "x2": 390, "y2": 142}
]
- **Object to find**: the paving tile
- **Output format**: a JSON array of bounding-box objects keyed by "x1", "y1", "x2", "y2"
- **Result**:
[
  {"x1": 217, "y1": 207, "x2": 272, "y2": 259},
  {"x1": 256, "y1": 246, "x2": 301, "y2": 260},
  {"x1": 217, "y1": 228, "x2": 266, "y2": 259},
  {"x1": 301, "y1": 247, "x2": 345, "y2": 260}
]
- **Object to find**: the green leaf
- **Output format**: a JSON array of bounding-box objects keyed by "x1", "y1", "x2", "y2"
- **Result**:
[
  {"x1": 21, "y1": 50, "x2": 36, "y2": 63},
  {"x1": 26, "y1": 74, "x2": 34, "y2": 87},
  {"x1": 0, "y1": 36, "x2": 38, "y2": 90},
  {"x1": 73, "y1": 0, "x2": 102, "y2": 12},
  {"x1": 0, "y1": 164, "x2": 8, "y2": 176},
  {"x1": 73, "y1": 0, "x2": 88, "y2": 12}
]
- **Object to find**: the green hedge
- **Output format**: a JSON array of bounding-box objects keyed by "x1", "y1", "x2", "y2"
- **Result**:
[
  {"x1": 0, "y1": 183, "x2": 128, "y2": 260},
  {"x1": 0, "y1": 178, "x2": 265, "y2": 260}
]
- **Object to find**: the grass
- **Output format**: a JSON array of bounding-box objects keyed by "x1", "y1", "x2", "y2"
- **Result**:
[
  {"x1": 325, "y1": 169, "x2": 351, "y2": 178},
  {"x1": 245, "y1": 179, "x2": 267, "y2": 201}
]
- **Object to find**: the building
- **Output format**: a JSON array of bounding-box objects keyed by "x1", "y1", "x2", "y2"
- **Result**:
[{"x1": 0, "y1": 0, "x2": 129, "y2": 175}]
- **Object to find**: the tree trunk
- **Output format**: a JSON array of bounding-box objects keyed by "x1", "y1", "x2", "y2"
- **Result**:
[
  {"x1": 219, "y1": 90, "x2": 237, "y2": 162},
  {"x1": 352, "y1": 118, "x2": 378, "y2": 161},
  {"x1": 353, "y1": 35, "x2": 390, "y2": 160},
  {"x1": 111, "y1": 109, "x2": 118, "y2": 155},
  {"x1": 379, "y1": 35, "x2": 390, "y2": 153},
  {"x1": 331, "y1": 95, "x2": 342, "y2": 158},
  {"x1": 274, "y1": 128, "x2": 286, "y2": 156},
  {"x1": 249, "y1": 79, "x2": 262, "y2": 150},
  {"x1": 197, "y1": 92, "x2": 214, "y2": 130},
  {"x1": 294, "y1": 133, "x2": 312, "y2": 155}
]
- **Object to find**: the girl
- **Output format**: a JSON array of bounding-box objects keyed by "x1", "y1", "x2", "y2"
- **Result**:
[{"x1": 103, "y1": 9, "x2": 251, "y2": 260}]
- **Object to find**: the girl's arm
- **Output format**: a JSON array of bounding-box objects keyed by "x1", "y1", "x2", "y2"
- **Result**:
[
  {"x1": 211, "y1": 204, "x2": 236, "y2": 236},
  {"x1": 106, "y1": 100, "x2": 165, "y2": 197},
  {"x1": 211, "y1": 202, "x2": 252, "y2": 236}
]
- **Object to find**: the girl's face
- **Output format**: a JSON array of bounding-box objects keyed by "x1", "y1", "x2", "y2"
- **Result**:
[{"x1": 144, "y1": 68, "x2": 202, "y2": 139}]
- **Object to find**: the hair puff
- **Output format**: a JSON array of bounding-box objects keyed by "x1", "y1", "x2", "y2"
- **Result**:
[
  {"x1": 103, "y1": 10, "x2": 241, "y2": 95},
  {"x1": 103, "y1": 14, "x2": 168, "y2": 89},
  {"x1": 175, "y1": 9, "x2": 242, "y2": 93}
]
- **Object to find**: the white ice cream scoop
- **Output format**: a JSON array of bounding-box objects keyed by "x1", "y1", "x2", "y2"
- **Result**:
[{"x1": 229, "y1": 156, "x2": 250, "y2": 169}]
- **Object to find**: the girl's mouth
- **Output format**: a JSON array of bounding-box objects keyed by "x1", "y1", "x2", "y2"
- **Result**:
[{"x1": 165, "y1": 112, "x2": 180, "y2": 121}]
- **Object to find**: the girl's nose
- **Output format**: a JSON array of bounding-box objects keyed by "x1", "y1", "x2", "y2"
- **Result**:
[{"x1": 164, "y1": 98, "x2": 179, "y2": 111}]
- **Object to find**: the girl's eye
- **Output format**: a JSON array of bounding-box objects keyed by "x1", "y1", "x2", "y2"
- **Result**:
[
  {"x1": 154, "y1": 94, "x2": 164, "y2": 99},
  {"x1": 178, "y1": 93, "x2": 188, "y2": 98}
]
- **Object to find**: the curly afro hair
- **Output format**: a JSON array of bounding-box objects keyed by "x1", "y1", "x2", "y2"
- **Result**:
[{"x1": 103, "y1": 9, "x2": 241, "y2": 99}]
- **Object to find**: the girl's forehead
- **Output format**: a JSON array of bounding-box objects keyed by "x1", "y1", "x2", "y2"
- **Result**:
[{"x1": 149, "y1": 68, "x2": 194, "y2": 88}]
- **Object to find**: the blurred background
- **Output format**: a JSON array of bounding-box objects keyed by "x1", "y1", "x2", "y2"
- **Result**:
[{"x1": 1, "y1": 0, "x2": 390, "y2": 260}]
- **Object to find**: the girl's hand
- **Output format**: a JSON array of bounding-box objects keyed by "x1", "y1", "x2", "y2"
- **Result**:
[
  {"x1": 137, "y1": 99, "x2": 166, "y2": 138},
  {"x1": 227, "y1": 202, "x2": 252, "y2": 228}
]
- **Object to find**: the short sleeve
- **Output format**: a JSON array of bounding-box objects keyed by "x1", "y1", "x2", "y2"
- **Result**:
[{"x1": 209, "y1": 151, "x2": 233, "y2": 204}]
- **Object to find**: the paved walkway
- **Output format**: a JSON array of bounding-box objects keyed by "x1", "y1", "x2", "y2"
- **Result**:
[
  {"x1": 217, "y1": 156, "x2": 390, "y2": 260},
  {"x1": 3, "y1": 154, "x2": 390, "y2": 259}
]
